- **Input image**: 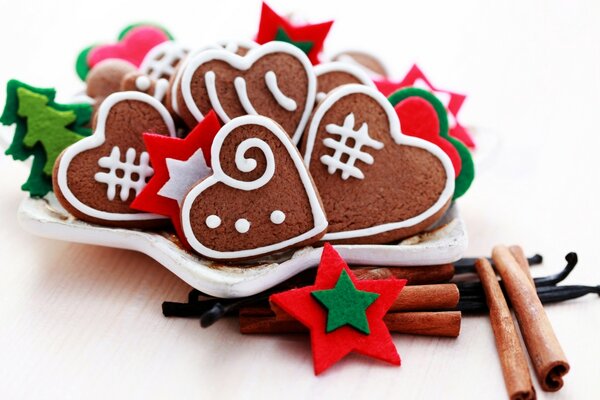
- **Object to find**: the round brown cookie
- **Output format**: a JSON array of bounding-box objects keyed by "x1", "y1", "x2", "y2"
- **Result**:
[
  {"x1": 300, "y1": 84, "x2": 455, "y2": 244},
  {"x1": 86, "y1": 59, "x2": 137, "y2": 103},
  {"x1": 332, "y1": 50, "x2": 389, "y2": 79},
  {"x1": 314, "y1": 62, "x2": 375, "y2": 103},
  {"x1": 53, "y1": 91, "x2": 176, "y2": 228},
  {"x1": 180, "y1": 115, "x2": 328, "y2": 261},
  {"x1": 176, "y1": 41, "x2": 316, "y2": 144},
  {"x1": 120, "y1": 71, "x2": 170, "y2": 103}
]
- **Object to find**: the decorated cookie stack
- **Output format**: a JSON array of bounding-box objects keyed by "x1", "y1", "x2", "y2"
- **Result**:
[{"x1": 2, "y1": 3, "x2": 475, "y2": 263}]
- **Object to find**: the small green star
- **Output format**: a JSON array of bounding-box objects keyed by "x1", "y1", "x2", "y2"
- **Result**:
[
  {"x1": 274, "y1": 27, "x2": 314, "y2": 55},
  {"x1": 311, "y1": 270, "x2": 379, "y2": 334}
]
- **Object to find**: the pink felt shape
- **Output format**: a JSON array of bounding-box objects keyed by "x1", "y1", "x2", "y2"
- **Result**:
[{"x1": 87, "y1": 26, "x2": 170, "y2": 69}]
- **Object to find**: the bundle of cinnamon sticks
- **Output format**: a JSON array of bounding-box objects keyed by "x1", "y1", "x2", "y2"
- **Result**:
[{"x1": 475, "y1": 245, "x2": 570, "y2": 400}]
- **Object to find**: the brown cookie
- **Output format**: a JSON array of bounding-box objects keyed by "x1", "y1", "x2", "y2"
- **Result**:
[
  {"x1": 332, "y1": 50, "x2": 389, "y2": 78},
  {"x1": 314, "y1": 62, "x2": 374, "y2": 103},
  {"x1": 181, "y1": 115, "x2": 328, "y2": 261},
  {"x1": 120, "y1": 71, "x2": 170, "y2": 103},
  {"x1": 53, "y1": 91, "x2": 176, "y2": 227},
  {"x1": 86, "y1": 59, "x2": 137, "y2": 103},
  {"x1": 176, "y1": 41, "x2": 316, "y2": 144},
  {"x1": 166, "y1": 40, "x2": 259, "y2": 119},
  {"x1": 301, "y1": 84, "x2": 455, "y2": 244}
]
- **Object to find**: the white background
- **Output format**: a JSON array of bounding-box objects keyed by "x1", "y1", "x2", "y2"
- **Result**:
[{"x1": 0, "y1": 0, "x2": 599, "y2": 399}]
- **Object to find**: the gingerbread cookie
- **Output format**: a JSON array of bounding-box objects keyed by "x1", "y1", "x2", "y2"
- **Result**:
[
  {"x1": 181, "y1": 115, "x2": 328, "y2": 261},
  {"x1": 53, "y1": 91, "x2": 176, "y2": 227},
  {"x1": 139, "y1": 41, "x2": 189, "y2": 80},
  {"x1": 86, "y1": 59, "x2": 137, "y2": 107},
  {"x1": 332, "y1": 50, "x2": 388, "y2": 79},
  {"x1": 301, "y1": 84, "x2": 454, "y2": 244},
  {"x1": 177, "y1": 41, "x2": 316, "y2": 144},
  {"x1": 120, "y1": 71, "x2": 170, "y2": 103},
  {"x1": 314, "y1": 62, "x2": 374, "y2": 103},
  {"x1": 166, "y1": 40, "x2": 258, "y2": 118}
]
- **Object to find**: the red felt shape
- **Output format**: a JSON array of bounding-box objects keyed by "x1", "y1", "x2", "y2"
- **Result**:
[
  {"x1": 255, "y1": 2, "x2": 333, "y2": 65},
  {"x1": 130, "y1": 112, "x2": 221, "y2": 247},
  {"x1": 375, "y1": 64, "x2": 475, "y2": 148},
  {"x1": 394, "y1": 96, "x2": 462, "y2": 177},
  {"x1": 270, "y1": 243, "x2": 406, "y2": 375},
  {"x1": 87, "y1": 26, "x2": 170, "y2": 69}
]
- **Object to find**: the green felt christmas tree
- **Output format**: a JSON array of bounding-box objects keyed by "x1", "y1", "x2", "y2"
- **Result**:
[{"x1": 0, "y1": 80, "x2": 92, "y2": 197}]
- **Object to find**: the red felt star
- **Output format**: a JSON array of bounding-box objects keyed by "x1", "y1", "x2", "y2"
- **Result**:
[
  {"x1": 130, "y1": 112, "x2": 221, "y2": 247},
  {"x1": 255, "y1": 2, "x2": 333, "y2": 65},
  {"x1": 375, "y1": 64, "x2": 475, "y2": 148},
  {"x1": 270, "y1": 243, "x2": 406, "y2": 375}
]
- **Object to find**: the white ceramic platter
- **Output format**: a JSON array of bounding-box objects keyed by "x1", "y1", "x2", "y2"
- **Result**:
[{"x1": 17, "y1": 195, "x2": 467, "y2": 298}]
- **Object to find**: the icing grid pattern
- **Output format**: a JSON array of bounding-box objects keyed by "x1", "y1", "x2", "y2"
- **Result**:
[
  {"x1": 95, "y1": 146, "x2": 154, "y2": 201},
  {"x1": 320, "y1": 113, "x2": 384, "y2": 180},
  {"x1": 142, "y1": 43, "x2": 188, "y2": 80}
]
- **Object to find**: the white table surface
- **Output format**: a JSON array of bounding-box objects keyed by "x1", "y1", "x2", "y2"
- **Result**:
[{"x1": 0, "y1": 0, "x2": 599, "y2": 399}]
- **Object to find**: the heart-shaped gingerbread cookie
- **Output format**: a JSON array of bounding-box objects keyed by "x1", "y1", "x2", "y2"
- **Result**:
[
  {"x1": 314, "y1": 62, "x2": 374, "y2": 103},
  {"x1": 177, "y1": 42, "x2": 316, "y2": 144},
  {"x1": 54, "y1": 91, "x2": 176, "y2": 227},
  {"x1": 301, "y1": 84, "x2": 455, "y2": 244},
  {"x1": 181, "y1": 115, "x2": 328, "y2": 261}
]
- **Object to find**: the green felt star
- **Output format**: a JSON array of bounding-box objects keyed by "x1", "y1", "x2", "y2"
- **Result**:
[
  {"x1": 311, "y1": 270, "x2": 379, "y2": 334},
  {"x1": 274, "y1": 27, "x2": 314, "y2": 55}
]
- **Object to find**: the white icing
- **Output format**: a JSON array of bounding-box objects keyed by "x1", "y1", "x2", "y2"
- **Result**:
[
  {"x1": 153, "y1": 78, "x2": 169, "y2": 103},
  {"x1": 170, "y1": 41, "x2": 258, "y2": 116},
  {"x1": 157, "y1": 148, "x2": 212, "y2": 205},
  {"x1": 94, "y1": 147, "x2": 154, "y2": 201},
  {"x1": 316, "y1": 92, "x2": 326, "y2": 103},
  {"x1": 333, "y1": 53, "x2": 386, "y2": 79},
  {"x1": 264, "y1": 71, "x2": 297, "y2": 111},
  {"x1": 303, "y1": 84, "x2": 455, "y2": 241},
  {"x1": 205, "y1": 215, "x2": 221, "y2": 229},
  {"x1": 227, "y1": 137, "x2": 274, "y2": 191},
  {"x1": 270, "y1": 210, "x2": 285, "y2": 225},
  {"x1": 56, "y1": 91, "x2": 176, "y2": 222},
  {"x1": 181, "y1": 115, "x2": 328, "y2": 260},
  {"x1": 320, "y1": 113, "x2": 384, "y2": 180},
  {"x1": 235, "y1": 218, "x2": 251, "y2": 234},
  {"x1": 180, "y1": 41, "x2": 316, "y2": 144},
  {"x1": 135, "y1": 76, "x2": 151, "y2": 91},
  {"x1": 204, "y1": 71, "x2": 230, "y2": 123},
  {"x1": 140, "y1": 41, "x2": 189, "y2": 80},
  {"x1": 233, "y1": 77, "x2": 259, "y2": 115}
]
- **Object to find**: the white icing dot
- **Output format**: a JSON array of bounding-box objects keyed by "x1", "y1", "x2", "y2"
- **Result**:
[
  {"x1": 270, "y1": 210, "x2": 286, "y2": 225},
  {"x1": 135, "y1": 75, "x2": 151, "y2": 91},
  {"x1": 235, "y1": 218, "x2": 250, "y2": 234},
  {"x1": 205, "y1": 215, "x2": 221, "y2": 229}
]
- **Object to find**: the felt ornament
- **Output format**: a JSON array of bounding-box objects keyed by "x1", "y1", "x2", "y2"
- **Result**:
[
  {"x1": 388, "y1": 88, "x2": 475, "y2": 199},
  {"x1": 75, "y1": 23, "x2": 173, "y2": 81},
  {"x1": 270, "y1": 243, "x2": 406, "y2": 375},
  {"x1": 375, "y1": 64, "x2": 475, "y2": 148},
  {"x1": 130, "y1": 111, "x2": 221, "y2": 246},
  {"x1": 1, "y1": 80, "x2": 92, "y2": 197},
  {"x1": 255, "y1": 2, "x2": 333, "y2": 65}
]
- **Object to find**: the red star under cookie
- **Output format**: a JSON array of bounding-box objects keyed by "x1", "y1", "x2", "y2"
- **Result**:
[
  {"x1": 255, "y1": 2, "x2": 333, "y2": 65},
  {"x1": 270, "y1": 243, "x2": 406, "y2": 375},
  {"x1": 130, "y1": 111, "x2": 221, "y2": 247},
  {"x1": 375, "y1": 64, "x2": 475, "y2": 148}
]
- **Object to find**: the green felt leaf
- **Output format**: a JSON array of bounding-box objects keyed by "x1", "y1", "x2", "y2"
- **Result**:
[
  {"x1": 75, "y1": 45, "x2": 95, "y2": 81},
  {"x1": 17, "y1": 88, "x2": 87, "y2": 176},
  {"x1": 388, "y1": 87, "x2": 475, "y2": 199},
  {"x1": 274, "y1": 27, "x2": 314, "y2": 55},
  {"x1": 311, "y1": 270, "x2": 379, "y2": 334}
]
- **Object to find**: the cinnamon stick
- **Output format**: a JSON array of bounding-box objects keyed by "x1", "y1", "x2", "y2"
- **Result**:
[
  {"x1": 475, "y1": 258, "x2": 536, "y2": 400},
  {"x1": 352, "y1": 264, "x2": 455, "y2": 285},
  {"x1": 390, "y1": 284, "x2": 459, "y2": 311},
  {"x1": 240, "y1": 308, "x2": 461, "y2": 337},
  {"x1": 509, "y1": 245, "x2": 535, "y2": 287},
  {"x1": 492, "y1": 246, "x2": 570, "y2": 391}
]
